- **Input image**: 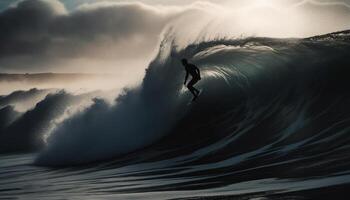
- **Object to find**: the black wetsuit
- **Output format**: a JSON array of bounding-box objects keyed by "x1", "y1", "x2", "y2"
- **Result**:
[
  {"x1": 184, "y1": 63, "x2": 201, "y2": 101},
  {"x1": 186, "y1": 64, "x2": 200, "y2": 87}
]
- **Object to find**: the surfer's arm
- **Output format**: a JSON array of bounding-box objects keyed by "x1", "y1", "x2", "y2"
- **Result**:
[{"x1": 184, "y1": 71, "x2": 189, "y2": 85}]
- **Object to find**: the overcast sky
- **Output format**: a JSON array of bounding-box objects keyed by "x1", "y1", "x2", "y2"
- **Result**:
[{"x1": 0, "y1": 0, "x2": 349, "y2": 74}]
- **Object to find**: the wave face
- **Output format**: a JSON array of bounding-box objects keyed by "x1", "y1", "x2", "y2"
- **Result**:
[
  {"x1": 140, "y1": 34, "x2": 350, "y2": 188},
  {"x1": 0, "y1": 31, "x2": 349, "y2": 199},
  {"x1": 36, "y1": 31, "x2": 350, "y2": 168}
]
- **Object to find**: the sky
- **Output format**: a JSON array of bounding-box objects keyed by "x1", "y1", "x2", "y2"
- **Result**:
[{"x1": 0, "y1": 0, "x2": 349, "y2": 74}]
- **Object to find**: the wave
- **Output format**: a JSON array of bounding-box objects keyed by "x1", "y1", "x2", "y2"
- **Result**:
[
  {"x1": 0, "y1": 89, "x2": 105, "y2": 153},
  {"x1": 0, "y1": 88, "x2": 55, "y2": 111},
  {"x1": 0, "y1": 105, "x2": 20, "y2": 130},
  {"x1": 32, "y1": 30, "x2": 350, "y2": 172}
]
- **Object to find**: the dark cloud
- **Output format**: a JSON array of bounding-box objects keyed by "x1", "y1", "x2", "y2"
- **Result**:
[
  {"x1": 47, "y1": 2, "x2": 174, "y2": 60},
  {"x1": 0, "y1": 0, "x2": 179, "y2": 72},
  {"x1": 0, "y1": 0, "x2": 67, "y2": 54}
]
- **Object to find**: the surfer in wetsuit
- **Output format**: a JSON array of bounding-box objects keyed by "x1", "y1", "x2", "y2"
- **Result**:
[{"x1": 182, "y1": 58, "x2": 201, "y2": 101}]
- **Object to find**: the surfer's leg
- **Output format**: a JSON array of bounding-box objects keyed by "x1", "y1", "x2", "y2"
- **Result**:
[
  {"x1": 187, "y1": 79, "x2": 198, "y2": 97},
  {"x1": 191, "y1": 87, "x2": 199, "y2": 101},
  {"x1": 191, "y1": 78, "x2": 200, "y2": 95},
  {"x1": 188, "y1": 86, "x2": 198, "y2": 97}
]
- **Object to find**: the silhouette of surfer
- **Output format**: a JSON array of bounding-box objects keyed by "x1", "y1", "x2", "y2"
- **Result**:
[{"x1": 182, "y1": 58, "x2": 201, "y2": 101}]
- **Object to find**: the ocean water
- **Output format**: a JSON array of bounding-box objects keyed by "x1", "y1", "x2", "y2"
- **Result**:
[{"x1": 1, "y1": 31, "x2": 350, "y2": 199}]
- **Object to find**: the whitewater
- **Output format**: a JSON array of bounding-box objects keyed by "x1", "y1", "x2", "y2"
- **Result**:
[{"x1": 0, "y1": 30, "x2": 350, "y2": 199}]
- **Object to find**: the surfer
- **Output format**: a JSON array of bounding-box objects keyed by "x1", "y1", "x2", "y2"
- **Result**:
[{"x1": 182, "y1": 58, "x2": 201, "y2": 101}]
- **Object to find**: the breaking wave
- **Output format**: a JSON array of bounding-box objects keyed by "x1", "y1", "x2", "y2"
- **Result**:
[{"x1": 30, "y1": 30, "x2": 350, "y2": 175}]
